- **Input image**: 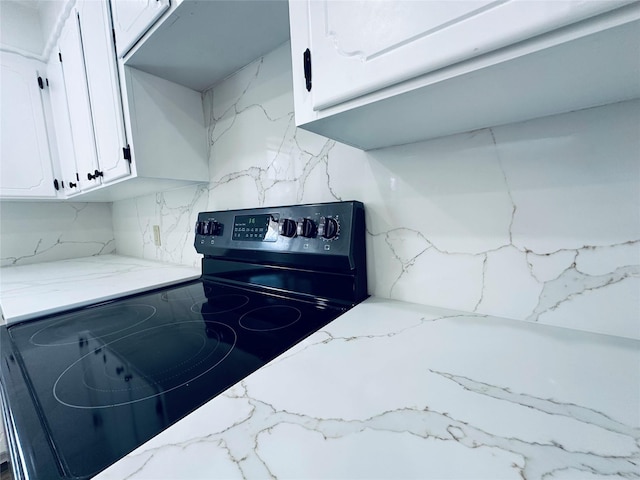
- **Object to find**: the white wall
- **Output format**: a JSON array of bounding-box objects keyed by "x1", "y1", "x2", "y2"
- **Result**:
[
  {"x1": 0, "y1": 201, "x2": 115, "y2": 266},
  {"x1": 0, "y1": 1, "x2": 44, "y2": 55},
  {"x1": 0, "y1": 0, "x2": 68, "y2": 59},
  {"x1": 38, "y1": 0, "x2": 68, "y2": 48},
  {"x1": 112, "y1": 43, "x2": 639, "y2": 340}
]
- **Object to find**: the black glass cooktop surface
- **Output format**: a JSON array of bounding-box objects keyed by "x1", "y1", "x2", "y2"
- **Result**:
[{"x1": 2, "y1": 279, "x2": 345, "y2": 479}]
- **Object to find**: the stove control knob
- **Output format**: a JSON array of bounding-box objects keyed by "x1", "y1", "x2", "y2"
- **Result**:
[
  {"x1": 318, "y1": 217, "x2": 339, "y2": 240},
  {"x1": 209, "y1": 221, "x2": 222, "y2": 236},
  {"x1": 296, "y1": 218, "x2": 317, "y2": 238},
  {"x1": 279, "y1": 218, "x2": 297, "y2": 238},
  {"x1": 196, "y1": 221, "x2": 222, "y2": 236}
]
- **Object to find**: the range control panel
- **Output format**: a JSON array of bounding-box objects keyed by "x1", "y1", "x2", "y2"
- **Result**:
[{"x1": 194, "y1": 201, "x2": 364, "y2": 259}]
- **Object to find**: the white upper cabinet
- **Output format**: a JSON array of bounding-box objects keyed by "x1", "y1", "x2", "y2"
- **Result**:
[
  {"x1": 1, "y1": 0, "x2": 209, "y2": 202},
  {"x1": 52, "y1": 0, "x2": 131, "y2": 195},
  {"x1": 44, "y1": 0, "x2": 208, "y2": 202},
  {"x1": 76, "y1": 0, "x2": 130, "y2": 185},
  {"x1": 290, "y1": 0, "x2": 640, "y2": 149},
  {"x1": 0, "y1": 52, "x2": 57, "y2": 199},
  {"x1": 308, "y1": 0, "x2": 630, "y2": 111},
  {"x1": 110, "y1": 0, "x2": 170, "y2": 58}
]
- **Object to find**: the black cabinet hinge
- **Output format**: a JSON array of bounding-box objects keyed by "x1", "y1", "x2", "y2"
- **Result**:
[
  {"x1": 59, "y1": 52, "x2": 62, "y2": 62},
  {"x1": 53, "y1": 179, "x2": 59, "y2": 191},
  {"x1": 303, "y1": 49, "x2": 312, "y2": 92},
  {"x1": 37, "y1": 76, "x2": 44, "y2": 89},
  {"x1": 112, "y1": 28, "x2": 116, "y2": 47},
  {"x1": 123, "y1": 144, "x2": 132, "y2": 162}
]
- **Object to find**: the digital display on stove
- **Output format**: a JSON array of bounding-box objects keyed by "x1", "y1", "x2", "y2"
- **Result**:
[{"x1": 232, "y1": 214, "x2": 277, "y2": 241}]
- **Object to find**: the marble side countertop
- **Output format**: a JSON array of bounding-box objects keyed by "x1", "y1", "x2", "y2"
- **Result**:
[
  {"x1": 96, "y1": 297, "x2": 639, "y2": 480},
  {"x1": 0, "y1": 255, "x2": 200, "y2": 324}
]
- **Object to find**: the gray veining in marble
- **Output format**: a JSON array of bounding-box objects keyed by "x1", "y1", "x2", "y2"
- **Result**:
[
  {"x1": 111, "y1": 42, "x2": 639, "y2": 339},
  {"x1": 0, "y1": 201, "x2": 115, "y2": 267},
  {"x1": 95, "y1": 299, "x2": 640, "y2": 480}
]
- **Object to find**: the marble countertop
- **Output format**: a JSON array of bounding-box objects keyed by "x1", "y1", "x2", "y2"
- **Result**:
[
  {"x1": 0, "y1": 254, "x2": 200, "y2": 324},
  {"x1": 95, "y1": 297, "x2": 639, "y2": 480}
]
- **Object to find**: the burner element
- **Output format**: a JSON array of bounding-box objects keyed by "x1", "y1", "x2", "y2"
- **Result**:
[
  {"x1": 191, "y1": 294, "x2": 250, "y2": 315},
  {"x1": 30, "y1": 305, "x2": 157, "y2": 347},
  {"x1": 53, "y1": 320, "x2": 237, "y2": 408},
  {"x1": 239, "y1": 306, "x2": 301, "y2": 332}
]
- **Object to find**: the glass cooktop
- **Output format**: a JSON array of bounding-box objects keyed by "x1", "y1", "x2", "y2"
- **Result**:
[{"x1": 3, "y1": 279, "x2": 345, "y2": 479}]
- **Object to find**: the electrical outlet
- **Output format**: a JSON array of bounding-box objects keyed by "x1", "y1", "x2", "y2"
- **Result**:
[{"x1": 153, "y1": 225, "x2": 161, "y2": 246}]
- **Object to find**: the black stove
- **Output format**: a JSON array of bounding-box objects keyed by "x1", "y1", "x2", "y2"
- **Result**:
[{"x1": 0, "y1": 201, "x2": 367, "y2": 479}]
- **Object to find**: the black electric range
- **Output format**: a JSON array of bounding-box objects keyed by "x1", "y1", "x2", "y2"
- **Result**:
[{"x1": 0, "y1": 201, "x2": 367, "y2": 480}]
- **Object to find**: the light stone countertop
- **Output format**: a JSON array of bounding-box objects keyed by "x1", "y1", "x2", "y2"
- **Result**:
[
  {"x1": 95, "y1": 297, "x2": 639, "y2": 480},
  {"x1": 0, "y1": 254, "x2": 200, "y2": 324},
  {"x1": 0, "y1": 255, "x2": 636, "y2": 479}
]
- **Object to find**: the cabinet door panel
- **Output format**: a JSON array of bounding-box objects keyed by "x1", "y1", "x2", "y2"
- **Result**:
[
  {"x1": 308, "y1": 0, "x2": 631, "y2": 111},
  {"x1": 78, "y1": 1, "x2": 129, "y2": 183},
  {"x1": 0, "y1": 53, "x2": 57, "y2": 198},
  {"x1": 78, "y1": 0, "x2": 130, "y2": 185},
  {"x1": 47, "y1": 52, "x2": 81, "y2": 195},
  {"x1": 110, "y1": 0, "x2": 170, "y2": 57},
  {"x1": 58, "y1": 13, "x2": 100, "y2": 192}
]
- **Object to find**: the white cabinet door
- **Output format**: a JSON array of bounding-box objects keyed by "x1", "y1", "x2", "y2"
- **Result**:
[
  {"x1": 304, "y1": 0, "x2": 632, "y2": 111},
  {"x1": 0, "y1": 53, "x2": 57, "y2": 198},
  {"x1": 47, "y1": 51, "x2": 81, "y2": 195},
  {"x1": 77, "y1": 0, "x2": 130, "y2": 185},
  {"x1": 57, "y1": 12, "x2": 100, "y2": 192},
  {"x1": 110, "y1": 0, "x2": 170, "y2": 57}
]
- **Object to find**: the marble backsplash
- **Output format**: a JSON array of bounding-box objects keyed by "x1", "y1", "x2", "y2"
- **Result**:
[
  {"x1": 0, "y1": 201, "x2": 115, "y2": 267},
  {"x1": 112, "y1": 43, "x2": 640, "y2": 340}
]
